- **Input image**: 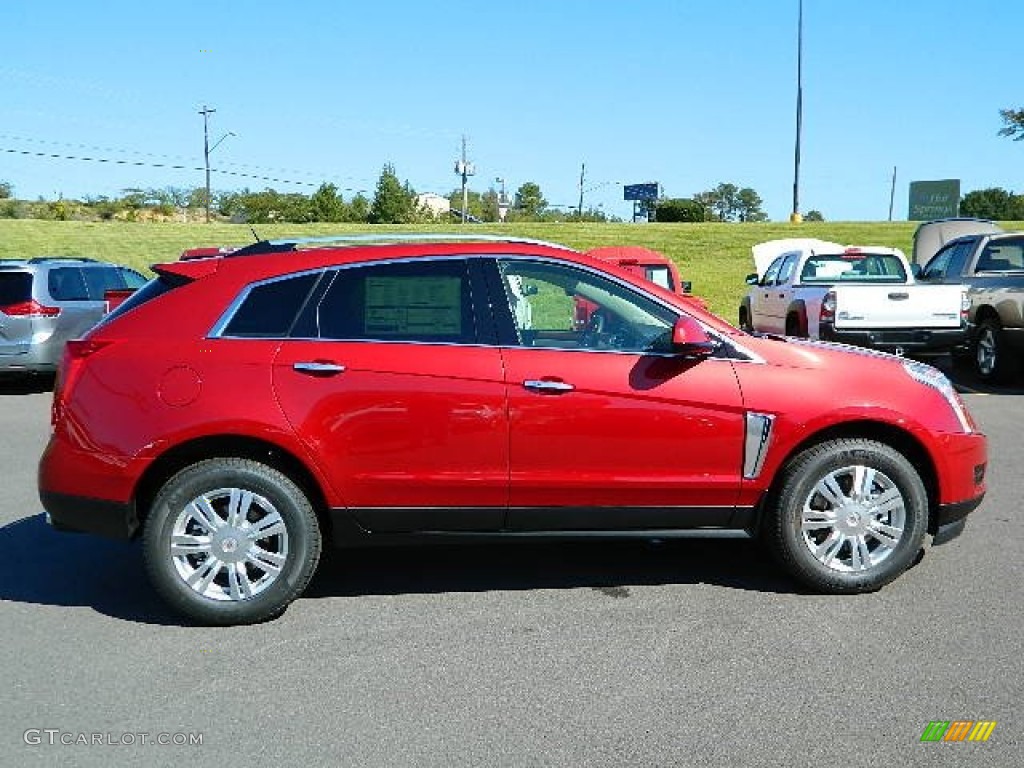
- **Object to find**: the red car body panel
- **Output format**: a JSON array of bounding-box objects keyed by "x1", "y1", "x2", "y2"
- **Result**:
[
  {"x1": 38, "y1": 239, "x2": 986, "y2": 549},
  {"x1": 501, "y1": 347, "x2": 745, "y2": 509},
  {"x1": 272, "y1": 339, "x2": 509, "y2": 516}
]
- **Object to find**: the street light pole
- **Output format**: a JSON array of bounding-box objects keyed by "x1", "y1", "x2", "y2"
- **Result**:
[
  {"x1": 199, "y1": 105, "x2": 215, "y2": 223},
  {"x1": 790, "y1": 0, "x2": 804, "y2": 223}
]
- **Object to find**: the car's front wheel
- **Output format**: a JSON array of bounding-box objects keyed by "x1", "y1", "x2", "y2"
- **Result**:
[
  {"x1": 143, "y1": 458, "x2": 322, "y2": 625},
  {"x1": 764, "y1": 439, "x2": 928, "y2": 593}
]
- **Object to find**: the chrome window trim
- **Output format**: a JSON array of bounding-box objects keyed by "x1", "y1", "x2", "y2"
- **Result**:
[
  {"x1": 207, "y1": 252, "x2": 762, "y2": 365},
  {"x1": 208, "y1": 267, "x2": 327, "y2": 339}
]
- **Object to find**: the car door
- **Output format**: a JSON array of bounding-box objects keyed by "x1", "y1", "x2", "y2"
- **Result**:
[
  {"x1": 490, "y1": 257, "x2": 746, "y2": 531},
  {"x1": 761, "y1": 252, "x2": 800, "y2": 334},
  {"x1": 271, "y1": 258, "x2": 509, "y2": 532},
  {"x1": 748, "y1": 256, "x2": 783, "y2": 332}
]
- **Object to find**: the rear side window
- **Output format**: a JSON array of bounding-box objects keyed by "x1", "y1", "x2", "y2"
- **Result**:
[
  {"x1": 305, "y1": 260, "x2": 476, "y2": 344},
  {"x1": 0, "y1": 272, "x2": 32, "y2": 305},
  {"x1": 48, "y1": 267, "x2": 90, "y2": 300},
  {"x1": 222, "y1": 272, "x2": 320, "y2": 338},
  {"x1": 82, "y1": 266, "x2": 128, "y2": 299}
]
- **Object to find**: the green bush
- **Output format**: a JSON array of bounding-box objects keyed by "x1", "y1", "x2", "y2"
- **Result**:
[{"x1": 656, "y1": 198, "x2": 705, "y2": 223}]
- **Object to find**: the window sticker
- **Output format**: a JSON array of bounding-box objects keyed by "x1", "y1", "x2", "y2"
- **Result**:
[{"x1": 364, "y1": 276, "x2": 462, "y2": 336}]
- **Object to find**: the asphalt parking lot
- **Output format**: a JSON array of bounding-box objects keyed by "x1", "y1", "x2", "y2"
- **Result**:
[{"x1": 2, "y1": 371, "x2": 1021, "y2": 767}]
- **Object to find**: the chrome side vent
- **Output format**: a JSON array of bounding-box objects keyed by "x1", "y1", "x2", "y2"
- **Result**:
[{"x1": 743, "y1": 412, "x2": 775, "y2": 479}]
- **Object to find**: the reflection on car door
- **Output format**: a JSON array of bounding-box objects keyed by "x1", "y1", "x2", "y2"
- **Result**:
[
  {"x1": 271, "y1": 259, "x2": 509, "y2": 533},
  {"x1": 492, "y1": 258, "x2": 746, "y2": 531}
]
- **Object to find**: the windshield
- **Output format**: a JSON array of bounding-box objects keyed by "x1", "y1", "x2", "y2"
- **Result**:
[{"x1": 800, "y1": 253, "x2": 907, "y2": 283}]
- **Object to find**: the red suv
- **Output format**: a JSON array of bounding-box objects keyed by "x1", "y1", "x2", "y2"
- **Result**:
[{"x1": 39, "y1": 235, "x2": 987, "y2": 624}]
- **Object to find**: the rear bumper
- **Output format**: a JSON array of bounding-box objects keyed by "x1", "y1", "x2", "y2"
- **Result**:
[
  {"x1": 40, "y1": 490, "x2": 138, "y2": 539},
  {"x1": 820, "y1": 323, "x2": 968, "y2": 355}
]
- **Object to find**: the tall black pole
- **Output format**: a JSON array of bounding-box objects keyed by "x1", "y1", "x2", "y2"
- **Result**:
[
  {"x1": 577, "y1": 163, "x2": 586, "y2": 219},
  {"x1": 791, "y1": 0, "x2": 803, "y2": 223},
  {"x1": 199, "y1": 105, "x2": 216, "y2": 223}
]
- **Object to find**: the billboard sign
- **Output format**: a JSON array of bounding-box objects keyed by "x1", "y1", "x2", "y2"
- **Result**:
[
  {"x1": 908, "y1": 179, "x2": 960, "y2": 221},
  {"x1": 623, "y1": 183, "x2": 659, "y2": 202}
]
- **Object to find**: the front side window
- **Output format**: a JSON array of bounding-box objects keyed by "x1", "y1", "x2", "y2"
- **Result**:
[
  {"x1": 761, "y1": 257, "x2": 784, "y2": 286},
  {"x1": 976, "y1": 238, "x2": 1024, "y2": 272},
  {"x1": 307, "y1": 259, "x2": 476, "y2": 344},
  {"x1": 777, "y1": 253, "x2": 799, "y2": 285},
  {"x1": 497, "y1": 259, "x2": 675, "y2": 353}
]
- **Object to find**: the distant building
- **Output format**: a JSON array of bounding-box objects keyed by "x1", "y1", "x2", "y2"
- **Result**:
[{"x1": 415, "y1": 193, "x2": 451, "y2": 219}]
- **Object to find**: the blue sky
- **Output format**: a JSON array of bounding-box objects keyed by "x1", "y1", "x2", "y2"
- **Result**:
[{"x1": 3, "y1": 0, "x2": 1022, "y2": 221}]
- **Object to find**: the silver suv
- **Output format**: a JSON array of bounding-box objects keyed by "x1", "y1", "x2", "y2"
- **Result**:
[{"x1": 0, "y1": 257, "x2": 147, "y2": 376}]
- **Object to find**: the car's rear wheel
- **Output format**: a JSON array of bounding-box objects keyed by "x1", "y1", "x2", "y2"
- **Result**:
[
  {"x1": 764, "y1": 439, "x2": 928, "y2": 593},
  {"x1": 143, "y1": 458, "x2": 321, "y2": 625}
]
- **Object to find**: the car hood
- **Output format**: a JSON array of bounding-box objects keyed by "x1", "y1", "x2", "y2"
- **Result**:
[{"x1": 739, "y1": 332, "x2": 909, "y2": 373}]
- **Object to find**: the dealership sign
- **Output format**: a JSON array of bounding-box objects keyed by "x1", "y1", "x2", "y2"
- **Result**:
[{"x1": 908, "y1": 179, "x2": 960, "y2": 221}]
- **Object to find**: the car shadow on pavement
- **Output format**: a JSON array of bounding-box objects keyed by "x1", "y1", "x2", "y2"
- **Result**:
[
  {"x1": 0, "y1": 514, "x2": 188, "y2": 625},
  {"x1": 304, "y1": 537, "x2": 803, "y2": 600},
  {"x1": 0, "y1": 515, "x2": 804, "y2": 624},
  {"x1": 0, "y1": 374, "x2": 54, "y2": 395}
]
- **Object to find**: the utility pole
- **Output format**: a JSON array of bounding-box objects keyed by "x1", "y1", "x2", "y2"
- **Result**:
[
  {"x1": 577, "y1": 162, "x2": 586, "y2": 219},
  {"x1": 888, "y1": 166, "x2": 897, "y2": 221},
  {"x1": 454, "y1": 135, "x2": 475, "y2": 224},
  {"x1": 199, "y1": 105, "x2": 215, "y2": 223},
  {"x1": 790, "y1": 0, "x2": 804, "y2": 223}
]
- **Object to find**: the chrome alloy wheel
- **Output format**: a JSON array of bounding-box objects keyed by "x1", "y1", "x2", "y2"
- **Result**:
[
  {"x1": 169, "y1": 488, "x2": 289, "y2": 601},
  {"x1": 976, "y1": 326, "x2": 997, "y2": 378},
  {"x1": 799, "y1": 465, "x2": 906, "y2": 573}
]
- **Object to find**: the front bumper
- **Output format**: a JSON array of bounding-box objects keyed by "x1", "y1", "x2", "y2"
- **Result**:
[{"x1": 820, "y1": 323, "x2": 968, "y2": 355}]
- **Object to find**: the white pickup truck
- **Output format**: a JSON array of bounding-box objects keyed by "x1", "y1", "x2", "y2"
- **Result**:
[{"x1": 738, "y1": 238, "x2": 970, "y2": 357}]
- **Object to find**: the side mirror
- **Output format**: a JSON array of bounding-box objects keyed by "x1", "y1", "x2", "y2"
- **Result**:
[
  {"x1": 681, "y1": 280, "x2": 693, "y2": 294},
  {"x1": 522, "y1": 283, "x2": 539, "y2": 296},
  {"x1": 671, "y1": 316, "x2": 715, "y2": 358},
  {"x1": 745, "y1": 273, "x2": 760, "y2": 286}
]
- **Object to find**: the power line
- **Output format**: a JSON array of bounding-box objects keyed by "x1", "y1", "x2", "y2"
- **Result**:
[{"x1": 0, "y1": 147, "x2": 368, "y2": 193}]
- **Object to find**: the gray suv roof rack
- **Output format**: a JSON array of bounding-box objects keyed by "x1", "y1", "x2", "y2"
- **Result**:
[{"x1": 27, "y1": 256, "x2": 98, "y2": 264}]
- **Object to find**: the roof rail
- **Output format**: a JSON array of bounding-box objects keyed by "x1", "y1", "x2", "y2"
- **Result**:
[
  {"x1": 222, "y1": 232, "x2": 575, "y2": 256},
  {"x1": 26, "y1": 256, "x2": 98, "y2": 264}
]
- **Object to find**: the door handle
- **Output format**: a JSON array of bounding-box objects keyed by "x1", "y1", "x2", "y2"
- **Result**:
[
  {"x1": 293, "y1": 361, "x2": 346, "y2": 376},
  {"x1": 523, "y1": 379, "x2": 574, "y2": 393},
  {"x1": 887, "y1": 292, "x2": 910, "y2": 300}
]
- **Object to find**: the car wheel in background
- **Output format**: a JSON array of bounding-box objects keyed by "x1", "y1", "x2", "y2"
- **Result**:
[
  {"x1": 975, "y1": 317, "x2": 1016, "y2": 383},
  {"x1": 764, "y1": 439, "x2": 928, "y2": 593},
  {"x1": 143, "y1": 458, "x2": 322, "y2": 625}
]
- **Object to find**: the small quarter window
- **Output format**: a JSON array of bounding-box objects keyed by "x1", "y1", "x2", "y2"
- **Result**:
[{"x1": 223, "y1": 273, "x2": 320, "y2": 338}]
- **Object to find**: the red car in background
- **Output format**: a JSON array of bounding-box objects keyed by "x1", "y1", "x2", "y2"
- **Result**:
[{"x1": 39, "y1": 234, "x2": 986, "y2": 624}]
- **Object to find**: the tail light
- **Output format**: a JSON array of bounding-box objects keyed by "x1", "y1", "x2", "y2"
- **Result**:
[
  {"x1": 52, "y1": 339, "x2": 114, "y2": 425},
  {"x1": 820, "y1": 290, "x2": 837, "y2": 323},
  {"x1": 1, "y1": 299, "x2": 60, "y2": 317},
  {"x1": 960, "y1": 290, "x2": 970, "y2": 324}
]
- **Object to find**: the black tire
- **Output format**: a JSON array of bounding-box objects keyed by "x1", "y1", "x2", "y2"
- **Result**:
[
  {"x1": 975, "y1": 317, "x2": 1016, "y2": 384},
  {"x1": 738, "y1": 304, "x2": 753, "y2": 332},
  {"x1": 143, "y1": 458, "x2": 322, "y2": 625},
  {"x1": 785, "y1": 313, "x2": 806, "y2": 338},
  {"x1": 764, "y1": 439, "x2": 928, "y2": 594}
]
